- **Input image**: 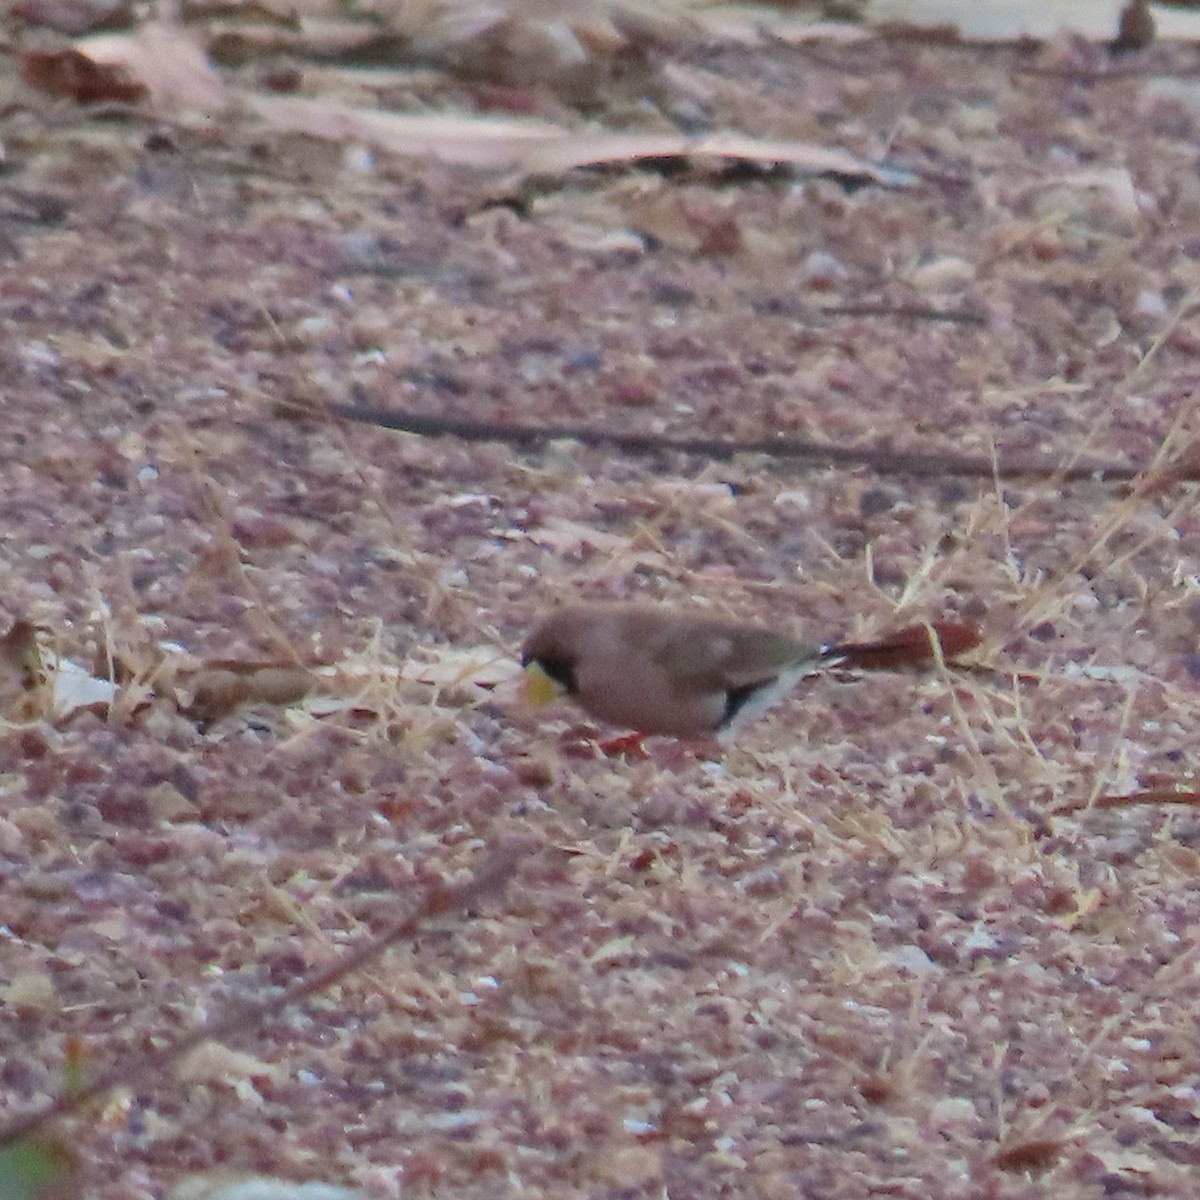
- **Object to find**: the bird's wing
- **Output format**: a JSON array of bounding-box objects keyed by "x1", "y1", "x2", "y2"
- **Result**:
[{"x1": 648, "y1": 622, "x2": 815, "y2": 692}]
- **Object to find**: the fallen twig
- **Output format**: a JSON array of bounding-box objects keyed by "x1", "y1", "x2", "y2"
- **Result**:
[{"x1": 310, "y1": 402, "x2": 1168, "y2": 483}]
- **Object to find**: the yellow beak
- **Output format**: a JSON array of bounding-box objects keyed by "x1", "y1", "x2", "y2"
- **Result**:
[{"x1": 521, "y1": 660, "x2": 560, "y2": 710}]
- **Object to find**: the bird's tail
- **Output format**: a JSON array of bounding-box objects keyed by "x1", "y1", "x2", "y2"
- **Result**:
[{"x1": 821, "y1": 621, "x2": 981, "y2": 670}]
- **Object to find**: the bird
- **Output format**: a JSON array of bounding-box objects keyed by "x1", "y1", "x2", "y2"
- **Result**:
[
  {"x1": 520, "y1": 602, "x2": 843, "y2": 740},
  {"x1": 520, "y1": 602, "x2": 980, "y2": 741}
]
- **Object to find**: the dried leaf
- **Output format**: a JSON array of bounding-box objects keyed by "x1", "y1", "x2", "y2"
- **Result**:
[
  {"x1": 1094, "y1": 1146, "x2": 1160, "y2": 1174},
  {"x1": 1, "y1": 973, "x2": 57, "y2": 1012},
  {"x1": 175, "y1": 1042, "x2": 283, "y2": 1086},
  {"x1": 991, "y1": 1136, "x2": 1067, "y2": 1171},
  {"x1": 21, "y1": 48, "x2": 147, "y2": 103},
  {"x1": 242, "y1": 666, "x2": 319, "y2": 707},
  {"x1": 527, "y1": 517, "x2": 630, "y2": 554},
  {"x1": 144, "y1": 781, "x2": 199, "y2": 822},
  {"x1": 0, "y1": 621, "x2": 46, "y2": 719},
  {"x1": 178, "y1": 662, "x2": 316, "y2": 722},
  {"x1": 51, "y1": 658, "x2": 116, "y2": 719},
  {"x1": 627, "y1": 191, "x2": 744, "y2": 255},
  {"x1": 245, "y1": 93, "x2": 911, "y2": 183},
  {"x1": 74, "y1": 23, "x2": 227, "y2": 114}
]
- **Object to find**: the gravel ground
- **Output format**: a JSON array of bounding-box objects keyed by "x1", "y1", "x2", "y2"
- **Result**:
[{"x1": 3, "y1": 21, "x2": 1200, "y2": 1199}]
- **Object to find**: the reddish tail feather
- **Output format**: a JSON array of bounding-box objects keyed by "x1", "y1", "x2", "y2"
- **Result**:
[{"x1": 828, "y1": 621, "x2": 982, "y2": 670}]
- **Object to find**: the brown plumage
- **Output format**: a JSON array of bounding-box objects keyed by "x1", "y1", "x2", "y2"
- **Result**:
[
  {"x1": 520, "y1": 603, "x2": 830, "y2": 739},
  {"x1": 521, "y1": 603, "x2": 983, "y2": 740}
]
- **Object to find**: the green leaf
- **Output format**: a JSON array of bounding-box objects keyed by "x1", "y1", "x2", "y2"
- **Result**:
[{"x1": 0, "y1": 1136, "x2": 75, "y2": 1200}]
